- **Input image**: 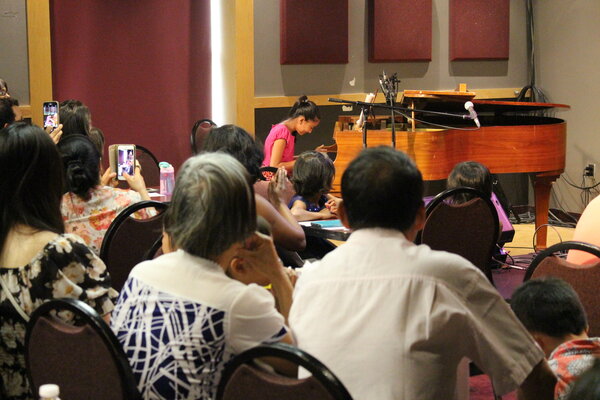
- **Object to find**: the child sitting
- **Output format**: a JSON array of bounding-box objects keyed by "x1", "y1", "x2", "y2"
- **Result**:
[
  {"x1": 511, "y1": 277, "x2": 600, "y2": 400},
  {"x1": 288, "y1": 151, "x2": 339, "y2": 221},
  {"x1": 447, "y1": 160, "x2": 493, "y2": 204}
]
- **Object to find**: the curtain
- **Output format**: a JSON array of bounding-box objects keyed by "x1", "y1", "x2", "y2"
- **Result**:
[{"x1": 50, "y1": 0, "x2": 211, "y2": 170}]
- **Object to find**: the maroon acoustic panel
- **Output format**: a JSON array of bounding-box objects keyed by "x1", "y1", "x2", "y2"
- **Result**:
[
  {"x1": 368, "y1": 0, "x2": 432, "y2": 62},
  {"x1": 280, "y1": 0, "x2": 348, "y2": 64},
  {"x1": 450, "y1": 0, "x2": 510, "y2": 61}
]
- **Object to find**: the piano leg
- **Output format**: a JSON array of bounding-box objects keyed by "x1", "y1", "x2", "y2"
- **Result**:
[{"x1": 533, "y1": 172, "x2": 560, "y2": 250}]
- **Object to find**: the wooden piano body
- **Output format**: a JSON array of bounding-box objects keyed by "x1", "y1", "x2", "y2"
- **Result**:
[{"x1": 329, "y1": 97, "x2": 569, "y2": 249}]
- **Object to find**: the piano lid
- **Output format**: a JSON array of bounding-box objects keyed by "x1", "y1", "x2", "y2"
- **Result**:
[{"x1": 401, "y1": 89, "x2": 570, "y2": 114}]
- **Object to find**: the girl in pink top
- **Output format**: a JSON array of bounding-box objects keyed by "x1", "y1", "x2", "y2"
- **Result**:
[{"x1": 263, "y1": 95, "x2": 323, "y2": 173}]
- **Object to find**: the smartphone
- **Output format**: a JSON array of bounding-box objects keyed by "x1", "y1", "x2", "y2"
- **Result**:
[
  {"x1": 108, "y1": 144, "x2": 136, "y2": 181},
  {"x1": 43, "y1": 101, "x2": 59, "y2": 129}
]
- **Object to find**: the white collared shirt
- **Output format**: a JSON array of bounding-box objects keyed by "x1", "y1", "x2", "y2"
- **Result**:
[{"x1": 290, "y1": 228, "x2": 543, "y2": 400}]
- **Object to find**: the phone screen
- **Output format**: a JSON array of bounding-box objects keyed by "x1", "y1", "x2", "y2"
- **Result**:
[
  {"x1": 43, "y1": 102, "x2": 59, "y2": 129},
  {"x1": 117, "y1": 145, "x2": 136, "y2": 180}
]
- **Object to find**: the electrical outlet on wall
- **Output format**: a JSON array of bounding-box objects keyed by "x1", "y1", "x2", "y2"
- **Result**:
[{"x1": 584, "y1": 163, "x2": 596, "y2": 178}]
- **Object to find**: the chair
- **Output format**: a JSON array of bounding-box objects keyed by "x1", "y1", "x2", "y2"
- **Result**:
[
  {"x1": 100, "y1": 200, "x2": 168, "y2": 291},
  {"x1": 135, "y1": 145, "x2": 160, "y2": 187},
  {"x1": 191, "y1": 118, "x2": 217, "y2": 154},
  {"x1": 524, "y1": 241, "x2": 600, "y2": 336},
  {"x1": 25, "y1": 298, "x2": 140, "y2": 400},
  {"x1": 419, "y1": 187, "x2": 499, "y2": 284},
  {"x1": 144, "y1": 235, "x2": 164, "y2": 261},
  {"x1": 217, "y1": 342, "x2": 352, "y2": 400}
]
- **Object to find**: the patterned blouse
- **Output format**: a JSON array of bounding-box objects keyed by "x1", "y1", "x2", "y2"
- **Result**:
[
  {"x1": 0, "y1": 233, "x2": 117, "y2": 400},
  {"x1": 61, "y1": 186, "x2": 147, "y2": 255},
  {"x1": 548, "y1": 337, "x2": 600, "y2": 400}
]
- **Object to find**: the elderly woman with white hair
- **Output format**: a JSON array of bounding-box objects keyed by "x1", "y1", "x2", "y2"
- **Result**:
[{"x1": 110, "y1": 152, "x2": 294, "y2": 400}]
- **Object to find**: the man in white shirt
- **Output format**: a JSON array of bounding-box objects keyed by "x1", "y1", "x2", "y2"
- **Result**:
[{"x1": 289, "y1": 146, "x2": 556, "y2": 400}]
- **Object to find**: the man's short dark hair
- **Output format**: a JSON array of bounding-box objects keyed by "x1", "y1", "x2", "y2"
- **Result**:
[
  {"x1": 510, "y1": 277, "x2": 588, "y2": 337},
  {"x1": 341, "y1": 146, "x2": 423, "y2": 232},
  {"x1": 0, "y1": 97, "x2": 15, "y2": 128}
]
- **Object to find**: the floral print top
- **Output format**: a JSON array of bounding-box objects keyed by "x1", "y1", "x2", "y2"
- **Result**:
[
  {"x1": 0, "y1": 233, "x2": 117, "y2": 400},
  {"x1": 61, "y1": 186, "x2": 147, "y2": 255}
]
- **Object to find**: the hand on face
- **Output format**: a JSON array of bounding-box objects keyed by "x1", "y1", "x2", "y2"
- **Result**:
[
  {"x1": 233, "y1": 231, "x2": 283, "y2": 285},
  {"x1": 267, "y1": 167, "x2": 288, "y2": 205}
]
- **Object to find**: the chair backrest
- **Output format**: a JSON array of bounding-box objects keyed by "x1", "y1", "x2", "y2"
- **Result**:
[
  {"x1": 191, "y1": 118, "x2": 217, "y2": 154},
  {"x1": 135, "y1": 145, "x2": 160, "y2": 187},
  {"x1": 100, "y1": 200, "x2": 168, "y2": 291},
  {"x1": 525, "y1": 241, "x2": 600, "y2": 337},
  {"x1": 217, "y1": 343, "x2": 352, "y2": 400},
  {"x1": 144, "y1": 235, "x2": 164, "y2": 261},
  {"x1": 25, "y1": 298, "x2": 140, "y2": 400},
  {"x1": 420, "y1": 187, "x2": 499, "y2": 284}
]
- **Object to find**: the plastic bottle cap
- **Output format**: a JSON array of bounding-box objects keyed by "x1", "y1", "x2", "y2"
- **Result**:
[
  {"x1": 39, "y1": 384, "x2": 60, "y2": 398},
  {"x1": 159, "y1": 161, "x2": 172, "y2": 169}
]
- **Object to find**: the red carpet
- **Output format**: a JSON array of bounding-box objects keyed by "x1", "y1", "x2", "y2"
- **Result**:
[{"x1": 469, "y1": 374, "x2": 517, "y2": 400}]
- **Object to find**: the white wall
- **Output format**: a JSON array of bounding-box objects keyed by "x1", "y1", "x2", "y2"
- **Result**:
[{"x1": 535, "y1": 1, "x2": 600, "y2": 213}]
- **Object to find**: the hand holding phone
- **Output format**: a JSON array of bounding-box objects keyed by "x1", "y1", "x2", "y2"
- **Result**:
[{"x1": 108, "y1": 144, "x2": 136, "y2": 181}]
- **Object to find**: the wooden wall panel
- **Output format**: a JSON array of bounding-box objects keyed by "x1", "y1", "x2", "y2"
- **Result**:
[
  {"x1": 280, "y1": 0, "x2": 348, "y2": 64},
  {"x1": 450, "y1": 0, "x2": 510, "y2": 61},
  {"x1": 368, "y1": 0, "x2": 432, "y2": 62}
]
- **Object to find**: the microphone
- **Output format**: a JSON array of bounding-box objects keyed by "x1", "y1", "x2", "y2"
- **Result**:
[
  {"x1": 464, "y1": 101, "x2": 480, "y2": 128},
  {"x1": 355, "y1": 93, "x2": 375, "y2": 131}
]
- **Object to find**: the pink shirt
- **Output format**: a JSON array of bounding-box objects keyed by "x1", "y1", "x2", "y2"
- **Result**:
[
  {"x1": 567, "y1": 195, "x2": 600, "y2": 265},
  {"x1": 263, "y1": 124, "x2": 295, "y2": 166}
]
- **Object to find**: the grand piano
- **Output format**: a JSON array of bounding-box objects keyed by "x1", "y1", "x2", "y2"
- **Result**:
[{"x1": 328, "y1": 90, "x2": 569, "y2": 249}]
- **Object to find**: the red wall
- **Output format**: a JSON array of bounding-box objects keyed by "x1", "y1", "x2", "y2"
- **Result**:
[{"x1": 50, "y1": 0, "x2": 211, "y2": 171}]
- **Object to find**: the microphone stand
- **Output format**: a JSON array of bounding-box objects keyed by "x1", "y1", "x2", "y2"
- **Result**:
[
  {"x1": 380, "y1": 73, "x2": 399, "y2": 149},
  {"x1": 360, "y1": 102, "x2": 370, "y2": 148},
  {"x1": 329, "y1": 97, "x2": 472, "y2": 148}
]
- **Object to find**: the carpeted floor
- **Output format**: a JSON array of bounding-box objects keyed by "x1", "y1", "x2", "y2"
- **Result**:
[{"x1": 469, "y1": 374, "x2": 516, "y2": 400}]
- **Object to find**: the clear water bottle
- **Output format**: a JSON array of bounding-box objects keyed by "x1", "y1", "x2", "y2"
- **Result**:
[
  {"x1": 159, "y1": 162, "x2": 175, "y2": 196},
  {"x1": 39, "y1": 384, "x2": 61, "y2": 400}
]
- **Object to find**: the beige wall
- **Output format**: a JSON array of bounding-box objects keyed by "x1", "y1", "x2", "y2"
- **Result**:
[
  {"x1": 536, "y1": 1, "x2": 600, "y2": 213},
  {"x1": 0, "y1": 0, "x2": 29, "y2": 102},
  {"x1": 254, "y1": 0, "x2": 528, "y2": 96}
]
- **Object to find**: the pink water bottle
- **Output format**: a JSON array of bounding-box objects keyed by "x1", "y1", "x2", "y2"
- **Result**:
[{"x1": 159, "y1": 162, "x2": 175, "y2": 196}]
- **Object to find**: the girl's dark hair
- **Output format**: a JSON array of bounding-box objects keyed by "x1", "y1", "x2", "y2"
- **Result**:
[
  {"x1": 59, "y1": 99, "x2": 91, "y2": 138},
  {"x1": 288, "y1": 95, "x2": 320, "y2": 121},
  {"x1": 292, "y1": 151, "x2": 334, "y2": 198},
  {"x1": 57, "y1": 134, "x2": 100, "y2": 200},
  {"x1": 0, "y1": 122, "x2": 65, "y2": 255},
  {"x1": 447, "y1": 161, "x2": 493, "y2": 203},
  {"x1": 88, "y1": 126, "x2": 105, "y2": 159},
  {"x1": 203, "y1": 124, "x2": 264, "y2": 182}
]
